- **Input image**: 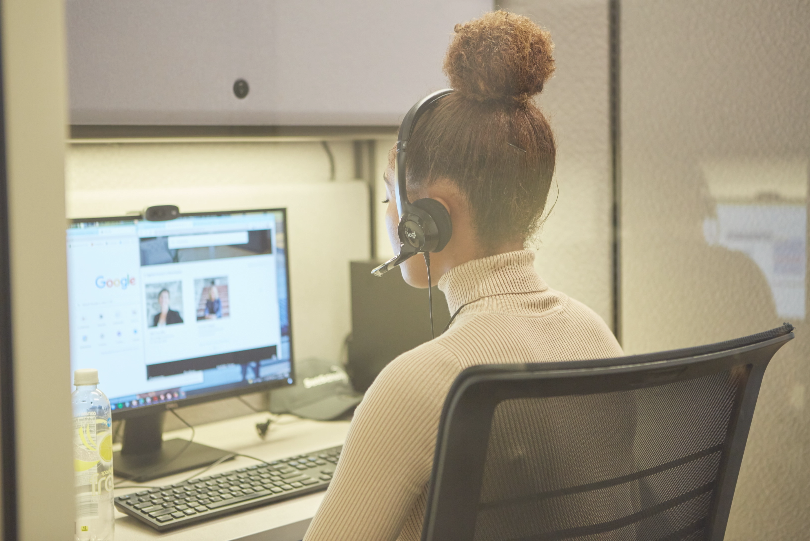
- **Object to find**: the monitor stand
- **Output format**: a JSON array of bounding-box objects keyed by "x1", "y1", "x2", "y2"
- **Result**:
[{"x1": 113, "y1": 410, "x2": 234, "y2": 482}]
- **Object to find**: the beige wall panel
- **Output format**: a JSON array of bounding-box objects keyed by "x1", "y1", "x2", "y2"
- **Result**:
[
  {"x1": 621, "y1": 1, "x2": 810, "y2": 538},
  {"x1": 66, "y1": 141, "x2": 357, "y2": 192},
  {"x1": 2, "y1": 0, "x2": 75, "y2": 537}
]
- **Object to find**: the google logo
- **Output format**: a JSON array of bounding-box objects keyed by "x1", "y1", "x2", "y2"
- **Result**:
[{"x1": 96, "y1": 275, "x2": 136, "y2": 290}]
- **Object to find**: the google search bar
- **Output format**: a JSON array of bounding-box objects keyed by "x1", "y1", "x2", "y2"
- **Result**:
[{"x1": 167, "y1": 231, "x2": 249, "y2": 249}]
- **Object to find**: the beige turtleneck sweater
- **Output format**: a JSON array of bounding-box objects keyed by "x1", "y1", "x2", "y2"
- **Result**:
[{"x1": 304, "y1": 250, "x2": 623, "y2": 541}]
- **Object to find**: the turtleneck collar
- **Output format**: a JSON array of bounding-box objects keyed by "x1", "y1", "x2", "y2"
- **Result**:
[{"x1": 437, "y1": 250, "x2": 547, "y2": 315}]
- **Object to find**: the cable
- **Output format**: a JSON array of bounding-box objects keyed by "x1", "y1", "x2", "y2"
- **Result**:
[
  {"x1": 236, "y1": 395, "x2": 263, "y2": 413},
  {"x1": 114, "y1": 452, "x2": 272, "y2": 492},
  {"x1": 113, "y1": 409, "x2": 196, "y2": 487},
  {"x1": 424, "y1": 252, "x2": 435, "y2": 339},
  {"x1": 321, "y1": 141, "x2": 336, "y2": 181}
]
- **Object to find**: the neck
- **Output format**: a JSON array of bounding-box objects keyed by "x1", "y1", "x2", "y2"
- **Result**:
[{"x1": 430, "y1": 240, "x2": 524, "y2": 284}]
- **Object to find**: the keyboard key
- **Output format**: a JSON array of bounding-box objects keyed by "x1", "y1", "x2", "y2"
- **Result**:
[
  {"x1": 156, "y1": 515, "x2": 174, "y2": 523},
  {"x1": 279, "y1": 484, "x2": 293, "y2": 491},
  {"x1": 140, "y1": 505, "x2": 163, "y2": 514},
  {"x1": 148, "y1": 508, "x2": 175, "y2": 518},
  {"x1": 207, "y1": 490, "x2": 272, "y2": 509},
  {"x1": 184, "y1": 509, "x2": 197, "y2": 515},
  {"x1": 171, "y1": 511, "x2": 185, "y2": 519},
  {"x1": 301, "y1": 479, "x2": 318, "y2": 485},
  {"x1": 195, "y1": 506, "x2": 207, "y2": 513},
  {"x1": 134, "y1": 502, "x2": 153, "y2": 510},
  {"x1": 175, "y1": 504, "x2": 188, "y2": 511}
]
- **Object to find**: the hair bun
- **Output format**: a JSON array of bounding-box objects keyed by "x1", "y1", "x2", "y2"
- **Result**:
[{"x1": 444, "y1": 11, "x2": 555, "y2": 104}]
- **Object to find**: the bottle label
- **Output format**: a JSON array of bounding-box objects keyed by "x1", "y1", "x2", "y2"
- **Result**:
[
  {"x1": 74, "y1": 411, "x2": 114, "y2": 521},
  {"x1": 74, "y1": 413, "x2": 99, "y2": 518}
]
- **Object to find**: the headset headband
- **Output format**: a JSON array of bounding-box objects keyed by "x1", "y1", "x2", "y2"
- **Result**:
[{"x1": 395, "y1": 89, "x2": 454, "y2": 218}]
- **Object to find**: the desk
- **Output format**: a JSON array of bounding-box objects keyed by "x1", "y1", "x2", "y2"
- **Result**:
[{"x1": 114, "y1": 413, "x2": 351, "y2": 541}]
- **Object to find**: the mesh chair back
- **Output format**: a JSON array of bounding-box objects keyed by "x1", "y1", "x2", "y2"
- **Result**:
[{"x1": 421, "y1": 325, "x2": 794, "y2": 541}]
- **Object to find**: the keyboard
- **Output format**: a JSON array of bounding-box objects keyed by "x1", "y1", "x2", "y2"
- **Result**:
[{"x1": 114, "y1": 445, "x2": 342, "y2": 532}]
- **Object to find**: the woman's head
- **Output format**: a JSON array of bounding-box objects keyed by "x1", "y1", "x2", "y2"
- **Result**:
[
  {"x1": 208, "y1": 285, "x2": 219, "y2": 300},
  {"x1": 158, "y1": 289, "x2": 170, "y2": 311},
  {"x1": 385, "y1": 11, "x2": 556, "y2": 284},
  {"x1": 407, "y1": 12, "x2": 554, "y2": 246}
]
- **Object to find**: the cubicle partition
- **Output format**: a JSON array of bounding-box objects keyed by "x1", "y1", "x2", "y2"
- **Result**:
[{"x1": 0, "y1": 0, "x2": 75, "y2": 539}]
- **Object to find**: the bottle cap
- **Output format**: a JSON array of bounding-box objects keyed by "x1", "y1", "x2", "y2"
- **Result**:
[{"x1": 74, "y1": 368, "x2": 99, "y2": 386}]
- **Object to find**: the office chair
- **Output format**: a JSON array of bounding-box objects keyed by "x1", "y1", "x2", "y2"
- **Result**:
[{"x1": 421, "y1": 324, "x2": 794, "y2": 541}]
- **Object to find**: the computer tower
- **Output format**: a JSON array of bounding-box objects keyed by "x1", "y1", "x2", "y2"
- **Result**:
[{"x1": 346, "y1": 261, "x2": 451, "y2": 392}]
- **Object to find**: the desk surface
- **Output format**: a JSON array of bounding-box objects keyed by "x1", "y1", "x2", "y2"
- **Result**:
[{"x1": 114, "y1": 413, "x2": 350, "y2": 541}]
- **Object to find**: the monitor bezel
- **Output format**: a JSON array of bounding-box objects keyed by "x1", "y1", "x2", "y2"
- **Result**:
[{"x1": 68, "y1": 207, "x2": 296, "y2": 420}]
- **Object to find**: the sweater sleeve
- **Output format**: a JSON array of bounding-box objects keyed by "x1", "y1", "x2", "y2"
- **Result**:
[{"x1": 304, "y1": 344, "x2": 461, "y2": 541}]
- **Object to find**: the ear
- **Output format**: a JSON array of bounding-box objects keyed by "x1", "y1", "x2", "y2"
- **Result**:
[{"x1": 412, "y1": 198, "x2": 453, "y2": 252}]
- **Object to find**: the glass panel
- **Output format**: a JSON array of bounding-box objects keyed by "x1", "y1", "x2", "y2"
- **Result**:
[{"x1": 621, "y1": 1, "x2": 810, "y2": 538}]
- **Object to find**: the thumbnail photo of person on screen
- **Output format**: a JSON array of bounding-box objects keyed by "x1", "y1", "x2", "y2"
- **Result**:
[
  {"x1": 195, "y1": 277, "x2": 230, "y2": 321},
  {"x1": 145, "y1": 282, "x2": 184, "y2": 327}
]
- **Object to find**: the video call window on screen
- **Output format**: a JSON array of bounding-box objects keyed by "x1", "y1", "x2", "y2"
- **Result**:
[{"x1": 66, "y1": 210, "x2": 293, "y2": 412}]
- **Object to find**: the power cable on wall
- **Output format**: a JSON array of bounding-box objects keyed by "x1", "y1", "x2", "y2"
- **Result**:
[{"x1": 321, "y1": 141, "x2": 336, "y2": 181}]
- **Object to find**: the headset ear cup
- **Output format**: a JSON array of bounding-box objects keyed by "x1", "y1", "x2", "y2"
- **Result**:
[{"x1": 412, "y1": 198, "x2": 453, "y2": 252}]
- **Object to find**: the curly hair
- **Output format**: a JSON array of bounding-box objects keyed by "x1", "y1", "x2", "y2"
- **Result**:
[{"x1": 405, "y1": 11, "x2": 556, "y2": 251}]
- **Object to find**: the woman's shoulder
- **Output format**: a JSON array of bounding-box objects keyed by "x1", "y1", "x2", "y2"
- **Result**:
[{"x1": 369, "y1": 341, "x2": 463, "y2": 400}]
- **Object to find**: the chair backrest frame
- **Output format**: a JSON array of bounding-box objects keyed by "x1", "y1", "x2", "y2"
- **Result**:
[{"x1": 420, "y1": 324, "x2": 794, "y2": 541}]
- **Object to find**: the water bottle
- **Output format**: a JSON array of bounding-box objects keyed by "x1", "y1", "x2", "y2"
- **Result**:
[{"x1": 72, "y1": 369, "x2": 115, "y2": 541}]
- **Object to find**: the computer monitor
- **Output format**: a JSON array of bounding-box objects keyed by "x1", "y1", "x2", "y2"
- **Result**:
[{"x1": 66, "y1": 208, "x2": 294, "y2": 480}]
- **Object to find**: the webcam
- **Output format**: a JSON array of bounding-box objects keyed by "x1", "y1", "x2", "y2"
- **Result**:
[
  {"x1": 233, "y1": 79, "x2": 249, "y2": 99},
  {"x1": 144, "y1": 205, "x2": 180, "y2": 222}
]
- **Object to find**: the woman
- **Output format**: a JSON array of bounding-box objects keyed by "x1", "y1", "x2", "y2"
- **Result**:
[
  {"x1": 305, "y1": 12, "x2": 622, "y2": 540},
  {"x1": 203, "y1": 285, "x2": 222, "y2": 319},
  {"x1": 152, "y1": 288, "x2": 183, "y2": 327}
]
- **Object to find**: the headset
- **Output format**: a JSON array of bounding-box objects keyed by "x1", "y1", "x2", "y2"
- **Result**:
[{"x1": 371, "y1": 89, "x2": 455, "y2": 278}]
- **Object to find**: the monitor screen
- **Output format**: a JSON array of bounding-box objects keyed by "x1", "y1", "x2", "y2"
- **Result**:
[{"x1": 66, "y1": 209, "x2": 293, "y2": 416}]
